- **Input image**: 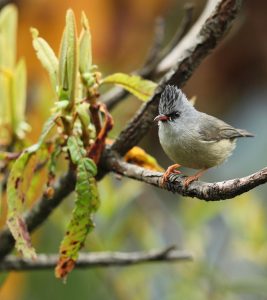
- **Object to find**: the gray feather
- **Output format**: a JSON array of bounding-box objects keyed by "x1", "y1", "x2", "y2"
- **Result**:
[
  {"x1": 159, "y1": 85, "x2": 189, "y2": 115},
  {"x1": 198, "y1": 113, "x2": 254, "y2": 142}
]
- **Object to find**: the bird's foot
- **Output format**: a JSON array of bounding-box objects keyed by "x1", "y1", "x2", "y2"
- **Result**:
[
  {"x1": 184, "y1": 168, "x2": 208, "y2": 188},
  {"x1": 161, "y1": 164, "x2": 181, "y2": 186},
  {"x1": 183, "y1": 175, "x2": 199, "y2": 187}
]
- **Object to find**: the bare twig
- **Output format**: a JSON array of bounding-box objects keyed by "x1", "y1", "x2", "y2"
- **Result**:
[
  {"x1": 0, "y1": 246, "x2": 192, "y2": 271},
  {"x1": 101, "y1": 86, "x2": 127, "y2": 111},
  {"x1": 157, "y1": 3, "x2": 194, "y2": 68},
  {"x1": 102, "y1": 17, "x2": 165, "y2": 110},
  {"x1": 88, "y1": 103, "x2": 114, "y2": 164},
  {"x1": 111, "y1": 0, "x2": 243, "y2": 157},
  {"x1": 142, "y1": 17, "x2": 165, "y2": 71},
  {"x1": 156, "y1": 0, "x2": 218, "y2": 74},
  {"x1": 102, "y1": 4, "x2": 194, "y2": 110},
  {"x1": 104, "y1": 154, "x2": 267, "y2": 201},
  {"x1": 89, "y1": 103, "x2": 102, "y2": 135}
]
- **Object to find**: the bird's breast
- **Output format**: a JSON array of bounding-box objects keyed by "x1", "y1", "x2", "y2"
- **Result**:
[{"x1": 158, "y1": 124, "x2": 236, "y2": 169}]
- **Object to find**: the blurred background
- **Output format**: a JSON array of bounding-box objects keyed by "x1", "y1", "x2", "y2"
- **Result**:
[{"x1": 1, "y1": 0, "x2": 267, "y2": 299}]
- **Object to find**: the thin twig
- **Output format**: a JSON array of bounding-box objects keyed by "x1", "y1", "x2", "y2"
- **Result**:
[
  {"x1": 88, "y1": 103, "x2": 114, "y2": 164},
  {"x1": 103, "y1": 153, "x2": 267, "y2": 201},
  {"x1": 102, "y1": 4, "x2": 193, "y2": 110},
  {"x1": 89, "y1": 102, "x2": 102, "y2": 135},
  {"x1": 111, "y1": 0, "x2": 243, "y2": 157},
  {"x1": 157, "y1": 3, "x2": 194, "y2": 69},
  {"x1": 101, "y1": 86, "x2": 127, "y2": 111},
  {"x1": 102, "y1": 17, "x2": 165, "y2": 110},
  {"x1": 0, "y1": 247, "x2": 193, "y2": 271},
  {"x1": 142, "y1": 17, "x2": 165, "y2": 71}
]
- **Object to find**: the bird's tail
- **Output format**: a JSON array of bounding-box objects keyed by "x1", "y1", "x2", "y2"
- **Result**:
[{"x1": 236, "y1": 129, "x2": 254, "y2": 138}]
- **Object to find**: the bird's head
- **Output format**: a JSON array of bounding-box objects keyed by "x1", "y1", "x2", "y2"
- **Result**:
[{"x1": 154, "y1": 85, "x2": 194, "y2": 123}]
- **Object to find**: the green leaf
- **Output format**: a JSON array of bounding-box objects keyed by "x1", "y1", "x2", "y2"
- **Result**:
[
  {"x1": 101, "y1": 73, "x2": 157, "y2": 101},
  {"x1": 6, "y1": 115, "x2": 57, "y2": 258},
  {"x1": 47, "y1": 143, "x2": 61, "y2": 178},
  {"x1": 31, "y1": 28, "x2": 58, "y2": 92},
  {"x1": 7, "y1": 151, "x2": 37, "y2": 259},
  {"x1": 57, "y1": 158, "x2": 99, "y2": 259},
  {"x1": 0, "y1": 5, "x2": 18, "y2": 139},
  {"x1": 56, "y1": 136, "x2": 99, "y2": 279},
  {"x1": 0, "y1": 4, "x2": 17, "y2": 69},
  {"x1": 0, "y1": 71, "x2": 11, "y2": 131},
  {"x1": 76, "y1": 103, "x2": 90, "y2": 130},
  {"x1": 11, "y1": 58, "x2": 30, "y2": 138},
  {"x1": 79, "y1": 11, "x2": 92, "y2": 75},
  {"x1": 13, "y1": 59, "x2": 27, "y2": 123},
  {"x1": 0, "y1": 5, "x2": 28, "y2": 142},
  {"x1": 39, "y1": 115, "x2": 58, "y2": 146},
  {"x1": 58, "y1": 28, "x2": 68, "y2": 99},
  {"x1": 58, "y1": 10, "x2": 78, "y2": 109},
  {"x1": 0, "y1": 59, "x2": 29, "y2": 141},
  {"x1": 67, "y1": 135, "x2": 86, "y2": 165},
  {"x1": 54, "y1": 100, "x2": 69, "y2": 110},
  {"x1": 27, "y1": 114, "x2": 57, "y2": 153},
  {"x1": 66, "y1": 9, "x2": 78, "y2": 107}
]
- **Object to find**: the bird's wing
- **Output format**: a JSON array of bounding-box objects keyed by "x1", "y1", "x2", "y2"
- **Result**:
[{"x1": 198, "y1": 113, "x2": 254, "y2": 142}]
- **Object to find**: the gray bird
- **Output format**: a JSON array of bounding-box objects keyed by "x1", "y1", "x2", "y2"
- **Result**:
[{"x1": 154, "y1": 85, "x2": 254, "y2": 186}]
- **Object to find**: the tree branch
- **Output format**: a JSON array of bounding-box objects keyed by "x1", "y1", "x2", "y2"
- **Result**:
[
  {"x1": 156, "y1": 3, "x2": 194, "y2": 72},
  {"x1": 102, "y1": 4, "x2": 193, "y2": 110},
  {"x1": 141, "y1": 17, "x2": 165, "y2": 73},
  {"x1": 0, "y1": 0, "x2": 247, "y2": 264},
  {"x1": 104, "y1": 154, "x2": 267, "y2": 201},
  {"x1": 0, "y1": 246, "x2": 192, "y2": 271},
  {"x1": 111, "y1": 0, "x2": 243, "y2": 157},
  {"x1": 102, "y1": 17, "x2": 165, "y2": 110},
  {"x1": 156, "y1": 0, "x2": 220, "y2": 74}
]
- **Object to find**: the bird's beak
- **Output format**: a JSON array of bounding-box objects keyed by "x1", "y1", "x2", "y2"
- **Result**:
[{"x1": 154, "y1": 114, "x2": 169, "y2": 122}]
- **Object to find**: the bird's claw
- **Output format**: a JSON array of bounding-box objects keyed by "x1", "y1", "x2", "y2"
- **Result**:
[
  {"x1": 161, "y1": 164, "x2": 181, "y2": 186},
  {"x1": 183, "y1": 175, "x2": 199, "y2": 188},
  {"x1": 183, "y1": 168, "x2": 208, "y2": 188}
]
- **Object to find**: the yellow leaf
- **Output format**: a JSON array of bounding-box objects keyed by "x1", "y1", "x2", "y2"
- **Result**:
[
  {"x1": 125, "y1": 146, "x2": 163, "y2": 171},
  {"x1": 101, "y1": 73, "x2": 157, "y2": 101}
]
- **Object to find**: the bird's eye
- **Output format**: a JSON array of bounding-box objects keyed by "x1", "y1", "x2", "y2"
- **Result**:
[{"x1": 168, "y1": 111, "x2": 180, "y2": 121}]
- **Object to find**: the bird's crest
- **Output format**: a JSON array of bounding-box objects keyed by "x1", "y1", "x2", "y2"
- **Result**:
[{"x1": 159, "y1": 85, "x2": 188, "y2": 115}]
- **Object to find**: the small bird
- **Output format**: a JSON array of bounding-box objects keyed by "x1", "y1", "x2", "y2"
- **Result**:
[{"x1": 154, "y1": 85, "x2": 254, "y2": 186}]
